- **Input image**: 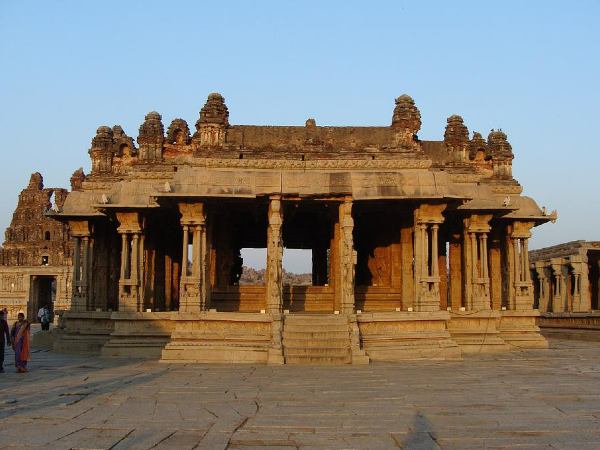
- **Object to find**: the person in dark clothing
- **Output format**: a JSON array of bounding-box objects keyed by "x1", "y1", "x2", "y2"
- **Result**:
[{"x1": 0, "y1": 310, "x2": 11, "y2": 373}]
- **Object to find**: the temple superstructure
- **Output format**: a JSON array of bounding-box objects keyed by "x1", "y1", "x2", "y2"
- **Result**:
[
  {"x1": 50, "y1": 93, "x2": 556, "y2": 363},
  {"x1": 0, "y1": 173, "x2": 72, "y2": 321}
]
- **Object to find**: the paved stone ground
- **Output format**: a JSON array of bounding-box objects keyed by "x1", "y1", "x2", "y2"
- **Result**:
[{"x1": 2, "y1": 338, "x2": 600, "y2": 449}]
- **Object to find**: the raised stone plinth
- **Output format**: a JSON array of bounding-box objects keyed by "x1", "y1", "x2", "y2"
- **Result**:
[
  {"x1": 499, "y1": 309, "x2": 548, "y2": 349},
  {"x1": 357, "y1": 311, "x2": 461, "y2": 360},
  {"x1": 53, "y1": 311, "x2": 114, "y2": 354},
  {"x1": 161, "y1": 312, "x2": 275, "y2": 364},
  {"x1": 101, "y1": 312, "x2": 175, "y2": 359},
  {"x1": 538, "y1": 312, "x2": 600, "y2": 341},
  {"x1": 448, "y1": 310, "x2": 509, "y2": 354}
]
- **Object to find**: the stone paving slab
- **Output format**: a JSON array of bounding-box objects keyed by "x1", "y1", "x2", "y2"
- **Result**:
[{"x1": 2, "y1": 339, "x2": 600, "y2": 448}]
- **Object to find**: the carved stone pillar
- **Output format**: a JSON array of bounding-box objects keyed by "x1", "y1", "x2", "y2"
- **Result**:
[
  {"x1": 339, "y1": 198, "x2": 356, "y2": 314},
  {"x1": 413, "y1": 204, "x2": 446, "y2": 312},
  {"x1": 312, "y1": 246, "x2": 328, "y2": 286},
  {"x1": 507, "y1": 221, "x2": 535, "y2": 311},
  {"x1": 570, "y1": 255, "x2": 590, "y2": 312},
  {"x1": 116, "y1": 212, "x2": 144, "y2": 312},
  {"x1": 463, "y1": 214, "x2": 492, "y2": 310},
  {"x1": 534, "y1": 262, "x2": 550, "y2": 313},
  {"x1": 550, "y1": 258, "x2": 565, "y2": 313},
  {"x1": 448, "y1": 231, "x2": 463, "y2": 310},
  {"x1": 68, "y1": 220, "x2": 92, "y2": 312},
  {"x1": 266, "y1": 196, "x2": 283, "y2": 314},
  {"x1": 178, "y1": 203, "x2": 207, "y2": 312}
]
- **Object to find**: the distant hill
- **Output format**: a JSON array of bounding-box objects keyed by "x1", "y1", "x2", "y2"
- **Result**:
[{"x1": 239, "y1": 266, "x2": 312, "y2": 285}]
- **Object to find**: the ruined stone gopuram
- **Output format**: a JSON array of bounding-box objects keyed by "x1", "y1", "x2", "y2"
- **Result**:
[
  {"x1": 50, "y1": 93, "x2": 556, "y2": 364},
  {"x1": 0, "y1": 173, "x2": 72, "y2": 322}
]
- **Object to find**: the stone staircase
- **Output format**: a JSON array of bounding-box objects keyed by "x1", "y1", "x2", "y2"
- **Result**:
[{"x1": 282, "y1": 314, "x2": 369, "y2": 365}]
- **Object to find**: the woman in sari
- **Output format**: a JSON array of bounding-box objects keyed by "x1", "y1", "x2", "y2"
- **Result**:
[{"x1": 11, "y1": 312, "x2": 30, "y2": 373}]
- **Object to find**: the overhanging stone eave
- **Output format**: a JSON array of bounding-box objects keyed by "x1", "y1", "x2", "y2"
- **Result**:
[
  {"x1": 150, "y1": 192, "x2": 256, "y2": 207},
  {"x1": 153, "y1": 192, "x2": 257, "y2": 198},
  {"x1": 499, "y1": 213, "x2": 557, "y2": 226},
  {"x1": 457, "y1": 204, "x2": 517, "y2": 212},
  {"x1": 93, "y1": 203, "x2": 160, "y2": 212},
  {"x1": 351, "y1": 193, "x2": 466, "y2": 202},
  {"x1": 45, "y1": 210, "x2": 106, "y2": 223}
]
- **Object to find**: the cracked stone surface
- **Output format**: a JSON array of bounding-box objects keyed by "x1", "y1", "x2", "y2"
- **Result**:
[{"x1": 2, "y1": 338, "x2": 600, "y2": 449}]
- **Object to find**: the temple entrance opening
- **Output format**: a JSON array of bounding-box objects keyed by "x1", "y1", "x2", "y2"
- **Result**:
[
  {"x1": 282, "y1": 200, "x2": 334, "y2": 312},
  {"x1": 210, "y1": 200, "x2": 268, "y2": 312},
  {"x1": 29, "y1": 275, "x2": 55, "y2": 322},
  {"x1": 354, "y1": 201, "x2": 411, "y2": 312}
]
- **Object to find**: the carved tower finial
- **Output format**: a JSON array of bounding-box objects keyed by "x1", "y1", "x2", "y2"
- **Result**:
[
  {"x1": 89, "y1": 126, "x2": 115, "y2": 174},
  {"x1": 166, "y1": 118, "x2": 191, "y2": 145},
  {"x1": 444, "y1": 115, "x2": 469, "y2": 162},
  {"x1": 391, "y1": 94, "x2": 421, "y2": 149},
  {"x1": 28, "y1": 172, "x2": 43, "y2": 190},
  {"x1": 195, "y1": 93, "x2": 229, "y2": 147},
  {"x1": 70, "y1": 168, "x2": 85, "y2": 191},
  {"x1": 488, "y1": 129, "x2": 514, "y2": 178},
  {"x1": 137, "y1": 111, "x2": 164, "y2": 161},
  {"x1": 468, "y1": 131, "x2": 488, "y2": 161}
]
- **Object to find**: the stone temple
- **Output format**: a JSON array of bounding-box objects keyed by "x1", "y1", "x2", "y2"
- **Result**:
[
  {"x1": 0, "y1": 173, "x2": 72, "y2": 321},
  {"x1": 26, "y1": 93, "x2": 558, "y2": 363}
]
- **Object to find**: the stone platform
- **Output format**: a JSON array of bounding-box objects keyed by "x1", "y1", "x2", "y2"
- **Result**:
[
  {"x1": 538, "y1": 312, "x2": 600, "y2": 341},
  {"x1": 3, "y1": 338, "x2": 600, "y2": 449},
  {"x1": 54, "y1": 310, "x2": 548, "y2": 363}
]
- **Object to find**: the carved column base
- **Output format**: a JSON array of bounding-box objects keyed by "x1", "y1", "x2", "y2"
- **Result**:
[
  {"x1": 572, "y1": 294, "x2": 585, "y2": 313},
  {"x1": 341, "y1": 304, "x2": 355, "y2": 315},
  {"x1": 415, "y1": 282, "x2": 440, "y2": 312},
  {"x1": 70, "y1": 294, "x2": 87, "y2": 312},
  {"x1": 267, "y1": 314, "x2": 285, "y2": 364},
  {"x1": 470, "y1": 295, "x2": 492, "y2": 311},
  {"x1": 514, "y1": 281, "x2": 534, "y2": 311},
  {"x1": 348, "y1": 315, "x2": 370, "y2": 364},
  {"x1": 179, "y1": 278, "x2": 202, "y2": 312},
  {"x1": 119, "y1": 296, "x2": 140, "y2": 313}
]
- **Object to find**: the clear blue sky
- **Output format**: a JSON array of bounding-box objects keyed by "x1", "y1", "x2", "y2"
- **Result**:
[{"x1": 1, "y1": 1, "x2": 599, "y2": 272}]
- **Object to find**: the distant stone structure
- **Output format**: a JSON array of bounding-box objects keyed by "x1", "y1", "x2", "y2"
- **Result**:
[
  {"x1": 49, "y1": 93, "x2": 556, "y2": 363},
  {"x1": 530, "y1": 241, "x2": 600, "y2": 312},
  {"x1": 530, "y1": 241, "x2": 600, "y2": 337},
  {"x1": 0, "y1": 173, "x2": 72, "y2": 321}
]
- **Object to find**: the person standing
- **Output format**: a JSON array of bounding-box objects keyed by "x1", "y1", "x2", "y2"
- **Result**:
[
  {"x1": 11, "y1": 312, "x2": 30, "y2": 373},
  {"x1": 0, "y1": 310, "x2": 11, "y2": 373},
  {"x1": 38, "y1": 305, "x2": 51, "y2": 331}
]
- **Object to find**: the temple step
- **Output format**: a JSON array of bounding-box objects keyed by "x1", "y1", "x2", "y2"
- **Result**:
[
  {"x1": 284, "y1": 355, "x2": 352, "y2": 365},
  {"x1": 282, "y1": 314, "x2": 357, "y2": 365},
  {"x1": 283, "y1": 323, "x2": 349, "y2": 332},
  {"x1": 283, "y1": 328, "x2": 349, "y2": 337}
]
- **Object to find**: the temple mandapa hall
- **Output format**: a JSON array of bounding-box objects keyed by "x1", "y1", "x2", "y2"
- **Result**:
[{"x1": 41, "y1": 93, "x2": 558, "y2": 364}]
